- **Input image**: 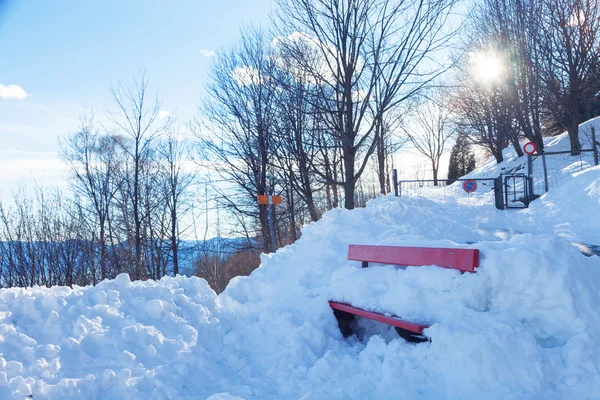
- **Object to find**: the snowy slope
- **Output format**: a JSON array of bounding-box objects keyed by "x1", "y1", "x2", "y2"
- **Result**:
[
  {"x1": 464, "y1": 118, "x2": 599, "y2": 181},
  {"x1": 2, "y1": 122, "x2": 600, "y2": 399},
  {"x1": 528, "y1": 165, "x2": 600, "y2": 244},
  {"x1": 1, "y1": 164, "x2": 600, "y2": 399},
  {"x1": 412, "y1": 118, "x2": 599, "y2": 210}
]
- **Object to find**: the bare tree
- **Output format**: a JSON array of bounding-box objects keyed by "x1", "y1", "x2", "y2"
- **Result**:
[
  {"x1": 158, "y1": 126, "x2": 195, "y2": 276},
  {"x1": 271, "y1": 50, "x2": 323, "y2": 222},
  {"x1": 0, "y1": 184, "x2": 98, "y2": 288},
  {"x1": 2, "y1": 75, "x2": 201, "y2": 289},
  {"x1": 109, "y1": 72, "x2": 163, "y2": 279},
  {"x1": 452, "y1": 78, "x2": 511, "y2": 164},
  {"x1": 373, "y1": 108, "x2": 406, "y2": 194},
  {"x1": 275, "y1": 0, "x2": 459, "y2": 209},
  {"x1": 403, "y1": 95, "x2": 456, "y2": 185},
  {"x1": 199, "y1": 27, "x2": 280, "y2": 252},
  {"x1": 61, "y1": 112, "x2": 121, "y2": 281},
  {"x1": 511, "y1": 0, "x2": 545, "y2": 152},
  {"x1": 469, "y1": 0, "x2": 546, "y2": 153},
  {"x1": 539, "y1": 0, "x2": 600, "y2": 155}
]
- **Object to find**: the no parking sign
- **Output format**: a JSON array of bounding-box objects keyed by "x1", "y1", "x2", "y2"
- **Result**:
[{"x1": 462, "y1": 179, "x2": 477, "y2": 193}]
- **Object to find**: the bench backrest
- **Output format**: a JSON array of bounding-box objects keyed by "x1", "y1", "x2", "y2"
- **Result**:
[{"x1": 348, "y1": 245, "x2": 479, "y2": 273}]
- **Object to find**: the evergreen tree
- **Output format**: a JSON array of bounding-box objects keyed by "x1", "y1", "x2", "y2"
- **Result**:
[{"x1": 447, "y1": 134, "x2": 476, "y2": 184}]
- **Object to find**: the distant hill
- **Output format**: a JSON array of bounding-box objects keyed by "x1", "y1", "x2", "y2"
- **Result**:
[{"x1": 0, "y1": 236, "x2": 251, "y2": 278}]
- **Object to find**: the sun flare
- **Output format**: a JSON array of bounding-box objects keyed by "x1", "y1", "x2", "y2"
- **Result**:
[{"x1": 470, "y1": 50, "x2": 504, "y2": 83}]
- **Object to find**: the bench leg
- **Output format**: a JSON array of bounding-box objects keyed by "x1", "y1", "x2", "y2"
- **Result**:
[
  {"x1": 394, "y1": 327, "x2": 430, "y2": 343},
  {"x1": 332, "y1": 309, "x2": 356, "y2": 338}
]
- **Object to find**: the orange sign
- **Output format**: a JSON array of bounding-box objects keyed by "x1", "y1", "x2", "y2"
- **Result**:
[{"x1": 257, "y1": 195, "x2": 282, "y2": 205}]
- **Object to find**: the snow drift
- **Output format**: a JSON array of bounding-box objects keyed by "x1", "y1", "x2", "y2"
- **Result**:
[
  {"x1": 2, "y1": 194, "x2": 600, "y2": 399},
  {"x1": 1, "y1": 169, "x2": 600, "y2": 399}
]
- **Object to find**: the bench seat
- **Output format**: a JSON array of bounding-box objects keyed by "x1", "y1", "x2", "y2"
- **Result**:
[
  {"x1": 348, "y1": 245, "x2": 479, "y2": 272},
  {"x1": 330, "y1": 244, "x2": 479, "y2": 341},
  {"x1": 329, "y1": 301, "x2": 429, "y2": 334}
]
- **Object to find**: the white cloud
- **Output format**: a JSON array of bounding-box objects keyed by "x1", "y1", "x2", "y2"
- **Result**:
[
  {"x1": 157, "y1": 109, "x2": 173, "y2": 120},
  {"x1": 272, "y1": 32, "x2": 345, "y2": 85},
  {"x1": 232, "y1": 66, "x2": 264, "y2": 86},
  {"x1": 0, "y1": 84, "x2": 28, "y2": 100},
  {"x1": 200, "y1": 49, "x2": 216, "y2": 58}
]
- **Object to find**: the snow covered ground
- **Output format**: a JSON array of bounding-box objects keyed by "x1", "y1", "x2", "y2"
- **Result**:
[
  {"x1": 463, "y1": 117, "x2": 599, "y2": 183},
  {"x1": 405, "y1": 117, "x2": 599, "y2": 207},
  {"x1": 1, "y1": 147, "x2": 600, "y2": 399}
]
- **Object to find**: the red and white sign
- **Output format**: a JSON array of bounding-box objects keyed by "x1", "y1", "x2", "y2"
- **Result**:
[{"x1": 523, "y1": 142, "x2": 537, "y2": 155}]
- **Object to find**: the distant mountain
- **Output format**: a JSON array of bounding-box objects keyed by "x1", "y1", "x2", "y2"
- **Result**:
[{"x1": 0, "y1": 237, "x2": 252, "y2": 277}]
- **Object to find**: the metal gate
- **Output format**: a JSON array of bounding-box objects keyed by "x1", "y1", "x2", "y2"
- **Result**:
[
  {"x1": 392, "y1": 169, "x2": 532, "y2": 210},
  {"x1": 503, "y1": 173, "x2": 530, "y2": 209}
]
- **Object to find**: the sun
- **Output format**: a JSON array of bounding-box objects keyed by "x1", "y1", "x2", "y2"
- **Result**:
[{"x1": 469, "y1": 50, "x2": 505, "y2": 84}]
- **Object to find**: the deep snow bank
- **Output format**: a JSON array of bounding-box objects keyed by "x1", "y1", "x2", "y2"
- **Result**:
[
  {"x1": 422, "y1": 117, "x2": 599, "y2": 208},
  {"x1": 528, "y1": 165, "x2": 600, "y2": 243},
  {"x1": 463, "y1": 118, "x2": 599, "y2": 182},
  {"x1": 1, "y1": 195, "x2": 600, "y2": 399}
]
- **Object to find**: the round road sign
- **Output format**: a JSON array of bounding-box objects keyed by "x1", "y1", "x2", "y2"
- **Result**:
[
  {"x1": 462, "y1": 179, "x2": 478, "y2": 193},
  {"x1": 523, "y1": 142, "x2": 537, "y2": 155}
]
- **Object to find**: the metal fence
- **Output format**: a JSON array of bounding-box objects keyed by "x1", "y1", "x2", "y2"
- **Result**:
[
  {"x1": 528, "y1": 128, "x2": 599, "y2": 197},
  {"x1": 396, "y1": 179, "x2": 448, "y2": 199},
  {"x1": 394, "y1": 172, "x2": 505, "y2": 209},
  {"x1": 393, "y1": 129, "x2": 600, "y2": 209}
]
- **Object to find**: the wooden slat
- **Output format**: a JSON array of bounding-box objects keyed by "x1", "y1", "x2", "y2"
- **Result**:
[
  {"x1": 329, "y1": 301, "x2": 429, "y2": 334},
  {"x1": 348, "y1": 245, "x2": 479, "y2": 272}
]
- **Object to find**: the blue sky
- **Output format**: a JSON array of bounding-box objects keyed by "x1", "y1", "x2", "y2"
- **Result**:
[{"x1": 0, "y1": 0, "x2": 273, "y2": 199}]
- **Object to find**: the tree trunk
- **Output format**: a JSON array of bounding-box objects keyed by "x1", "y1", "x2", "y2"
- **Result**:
[
  {"x1": 532, "y1": 132, "x2": 544, "y2": 154},
  {"x1": 305, "y1": 192, "x2": 319, "y2": 222},
  {"x1": 386, "y1": 154, "x2": 392, "y2": 194},
  {"x1": 171, "y1": 205, "x2": 178, "y2": 276},
  {"x1": 287, "y1": 179, "x2": 298, "y2": 241},
  {"x1": 332, "y1": 184, "x2": 339, "y2": 208},
  {"x1": 332, "y1": 153, "x2": 340, "y2": 208},
  {"x1": 133, "y1": 145, "x2": 143, "y2": 281},
  {"x1": 569, "y1": 125, "x2": 581, "y2": 156},
  {"x1": 259, "y1": 206, "x2": 271, "y2": 252},
  {"x1": 511, "y1": 135, "x2": 524, "y2": 157},
  {"x1": 376, "y1": 118, "x2": 386, "y2": 194},
  {"x1": 299, "y1": 163, "x2": 319, "y2": 221},
  {"x1": 99, "y1": 220, "x2": 107, "y2": 281},
  {"x1": 343, "y1": 158, "x2": 356, "y2": 209},
  {"x1": 323, "y1": 153, "x2": 332, "y2": 210},
  {"x1": 569, "y1": 87, "x2": 582, "y2": 155},
  {"x1": 493, "y1": 151, "x2": 503, "y2": 163}
]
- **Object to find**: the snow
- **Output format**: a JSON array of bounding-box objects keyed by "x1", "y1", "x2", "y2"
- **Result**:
[
  {"x1": 463, "y1": 118, "x2": 598, "y2": 201},
  {"x1": 1, "y1": 129, "x2": 600, "y2": 399},
  {"x1": 464, "y1": 119, "x2": 598, "y2": 180},
  {"x1": 408, "y1": 118, "x2": 598, "y2": 207},
  {"x1": 528, "y1": 166, "x2": 600, "y2": 243}
]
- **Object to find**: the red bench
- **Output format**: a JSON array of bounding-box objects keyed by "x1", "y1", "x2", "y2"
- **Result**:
[{"x1": 330, "y1": 244, "x2": 480, "y2": 342}]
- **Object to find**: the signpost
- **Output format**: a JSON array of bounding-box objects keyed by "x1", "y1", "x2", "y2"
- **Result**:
[
  {"x1": 257, "y1": 195, "x2": 281, "y2": 252},
  {"x1": 462, "y1": 179, "x2": 477, "y2": 193},
  {"x1": 523, "y1": 141, "x2": 548, "y2": 191}
]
